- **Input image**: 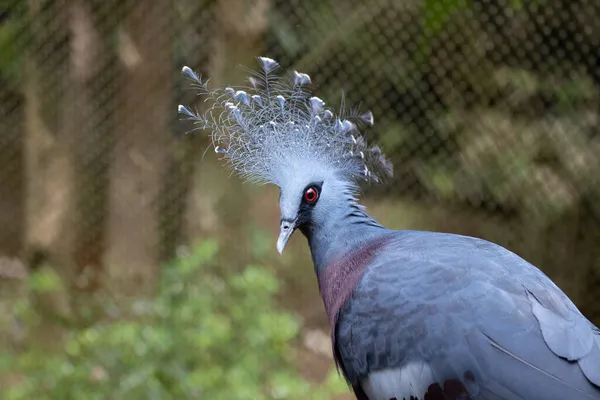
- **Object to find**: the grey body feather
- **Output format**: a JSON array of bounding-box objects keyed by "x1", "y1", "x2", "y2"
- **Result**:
[
  {"x1": 336, "y1": 230, "x2": 600, "y2": 400},
  {"x1": 178, "y1": 57, "x2": 600, "y2": 400}
]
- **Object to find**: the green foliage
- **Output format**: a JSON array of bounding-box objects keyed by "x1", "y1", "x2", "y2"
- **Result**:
[
  {"x1": 415, "y1": 0, "x2": 472, "y2": 67},
  {"x1": 2, "y1": 241, "x2": 347, "y2": 400},
  {"x1": 27, "y1": 269, "x2": 62, "y2": 293},
  {"x1": 421, "y1": 0, "x2": 471, "y2": 35},
  {"x1": 421, "y1": 67, "x2": 599, "y2": 222}
]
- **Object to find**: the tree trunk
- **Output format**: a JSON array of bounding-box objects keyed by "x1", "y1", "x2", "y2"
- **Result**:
[
  {"x1": 22, "y1": 0, "x2": 74, "y2": 348},
  {"x1": 0, "y1": 87, "x2": 24, "y2": 259},
  {"x1": 104, "y1": 0, "x2": 173, "y2": 296},
  {"x1": 22, "y1": 0, "x2": 115, "y2": 344},
  {"x1": 67, "y1": 0, "x2": 112, "y2": 294}
]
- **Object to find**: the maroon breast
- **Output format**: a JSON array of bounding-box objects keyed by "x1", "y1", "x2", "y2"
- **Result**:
[{"x1": 318, "y1": 235, "x2": 391, "y2": 364}]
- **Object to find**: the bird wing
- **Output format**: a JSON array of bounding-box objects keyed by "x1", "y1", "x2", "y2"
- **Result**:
[{"x1": 334, "y1": 230, "x2": 600, "y2": 400}]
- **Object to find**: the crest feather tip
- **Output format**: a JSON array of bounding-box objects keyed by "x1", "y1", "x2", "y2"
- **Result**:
[
  {"x1": 293, "y1": 71, "x2": 312, "y2": 86},
  {"x1": 258, "y1": 57, "x2": 279, "y2": 73}
]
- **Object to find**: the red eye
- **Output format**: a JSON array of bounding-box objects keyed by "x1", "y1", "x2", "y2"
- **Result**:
[{"x1": 304, "y1": 187, "x2": 318, "y2": 203}]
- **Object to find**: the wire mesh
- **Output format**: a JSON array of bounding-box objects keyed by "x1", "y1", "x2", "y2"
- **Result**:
[{"x1": 0, "y1": 0, "x2": 599, "y2": 324}]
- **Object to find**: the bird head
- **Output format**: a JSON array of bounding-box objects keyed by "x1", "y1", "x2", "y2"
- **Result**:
[
  {"x1": 178, "y1": 57, "x2": 392, "y2": 254},
  {"x1": 275, "y1": 163, "x2": 358, "y2": 254}
]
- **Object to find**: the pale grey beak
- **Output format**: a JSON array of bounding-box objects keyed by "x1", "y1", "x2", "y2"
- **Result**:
[{"x1": 276, "y1": 219, "x2": 296, "y2": 255}]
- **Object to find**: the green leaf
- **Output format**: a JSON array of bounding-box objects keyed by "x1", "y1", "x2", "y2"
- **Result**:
[
  {"x1": 27, "y1": 269, "x2": 62, "y2": 293},
  {"x1": 6, "y1": 240, "x2": 324, "y2": 399}
]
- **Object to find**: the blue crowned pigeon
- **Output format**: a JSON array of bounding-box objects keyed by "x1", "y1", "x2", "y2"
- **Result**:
[{"x1": 178, "y1": 57, "x2": 600, "y2": 400}]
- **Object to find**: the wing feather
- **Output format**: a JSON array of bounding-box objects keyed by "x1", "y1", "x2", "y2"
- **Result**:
[{"x1": 334, "y1": 230, "x2": 600, "y2": 399}]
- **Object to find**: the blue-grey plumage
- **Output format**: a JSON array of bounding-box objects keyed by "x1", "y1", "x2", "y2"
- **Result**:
[
  {"x1": 178, "y1": 57, "x2": 600, "y2": 400},
  {"x1": 335, "y1": 229, "x2": 600, "y2": 400}
]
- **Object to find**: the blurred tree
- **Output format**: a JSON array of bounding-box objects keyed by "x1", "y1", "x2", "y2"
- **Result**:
[
  {"x1": 104, "y1": 0, "x2": 174, "y2": 296},
  {"x1": 66, "y1": 0, "x2": 114, "y2": 294},
  {"x1": 20, "y1": 0, "x2": 121, "y2": 345},
  {"x1": 22, "y1": 0, "x2": 78, "y2": 347},
  {"x1": 0, "y1": 0, "x2": 26, "y2": 258}
]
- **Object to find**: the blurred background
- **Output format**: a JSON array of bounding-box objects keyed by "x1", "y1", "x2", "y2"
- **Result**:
[{"x1": 0, "y1": 0, "x2": 599, "y2": 398}]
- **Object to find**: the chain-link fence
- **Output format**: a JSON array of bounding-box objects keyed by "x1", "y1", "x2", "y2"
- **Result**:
[{"x1": 1, "y1": 0, "x2": 599, "y2": 350}]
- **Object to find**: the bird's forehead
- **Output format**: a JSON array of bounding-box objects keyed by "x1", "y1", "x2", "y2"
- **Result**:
[{"x1": 275, "y1": 159, "x2": 332, "y2": 190}]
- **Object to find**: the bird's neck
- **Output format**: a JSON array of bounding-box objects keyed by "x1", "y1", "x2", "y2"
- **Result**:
[
  {"x1": 299, "y1": 198, "x2": 391, "y2": 334},
  {"x1": 300, "y1": 200, "x2": 389, "y2": 276}
]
